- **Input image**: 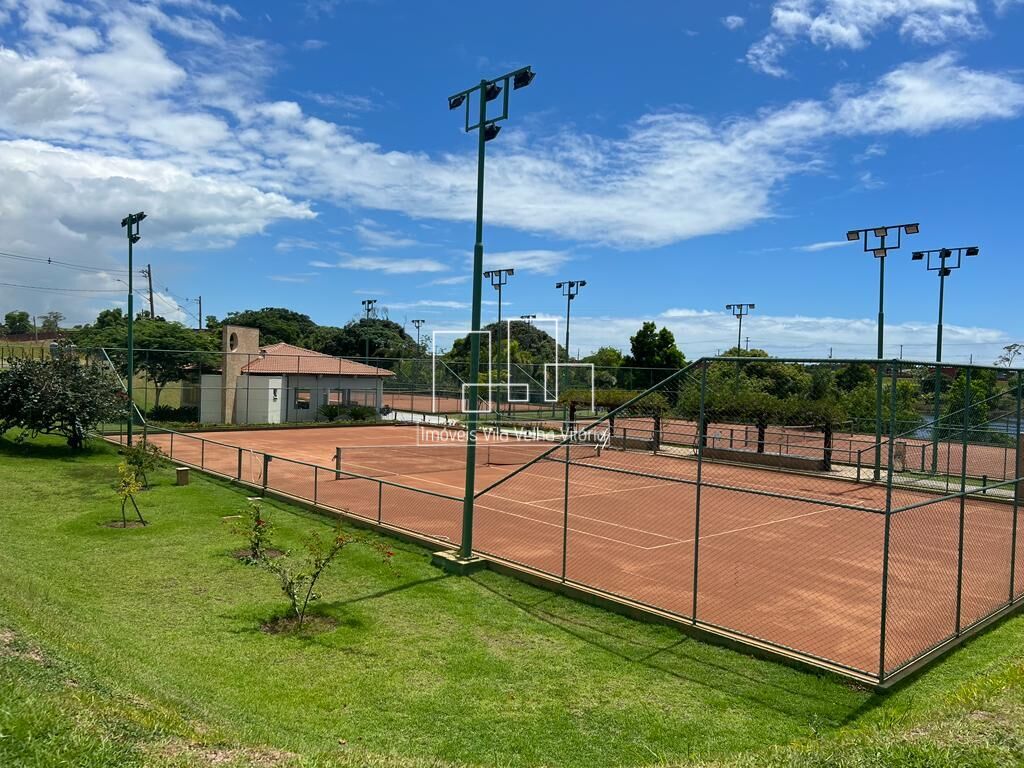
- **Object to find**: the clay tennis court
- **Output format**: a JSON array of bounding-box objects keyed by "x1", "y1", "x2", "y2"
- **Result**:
[{"x1": 144, "y1": 422, "x2": 1023, "y2": 680}]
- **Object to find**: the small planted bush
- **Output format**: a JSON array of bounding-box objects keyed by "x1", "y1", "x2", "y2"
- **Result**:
[
  {"x1": 146, "y1": 404, "x2": 199, "y2": 422},
  {"x1": 232, "y1": 498, "x2": 274, "y2": 564},
  {"x1": 115, "y1": 462, "x2": 147, "y2": 528},
  {"x1": 122, "y1": 440, "x2": 163, "y2": 489},
  {"x1": 262, "y1": 527, "x2": 393, "y2": 630},
  {"x1": 318, "y1": 404, "x2": 378, "y2": 422}
]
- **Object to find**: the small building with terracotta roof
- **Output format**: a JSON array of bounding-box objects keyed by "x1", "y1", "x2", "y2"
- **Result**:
[{"x1": 199, "y1": 325, "x2": 393, "y2": 424}]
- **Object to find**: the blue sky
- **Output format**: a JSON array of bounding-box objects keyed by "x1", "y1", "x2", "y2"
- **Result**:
[{"x1": 1, "y1": 0, "x2": 1023, "y2": 362}]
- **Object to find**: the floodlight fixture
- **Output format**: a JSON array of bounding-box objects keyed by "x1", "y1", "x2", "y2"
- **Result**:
[
  {"x1": 904, "y1": 222, "x2": 920, "y2": 234},
  {"x1": 485, "y1": 82, "x2": 502, "y2": 102},
  {"x1": 484, "y1": 124, "x2": 501, "y2": 142},
  {"x1": 912, "y1": 251, "x2": 925, "y2": 261},
  {"x1": 513, "y1": 69, "x2": 536, "y2": 89},
  {"x1": 966, "y1": 246, "x2": 979, "y2": 257},
  {"x1": 726, "y1": 303, "x2": 756, "y2": 350},
  {"x1": 846, "y1": 230, "x2": 860, "y2": 241},
  {"x1": 873, "y1": 227, "x2": 888, "y2": 238},
  {"x1": 448, "y1": 94, "x2": 466, "y2": 110}
]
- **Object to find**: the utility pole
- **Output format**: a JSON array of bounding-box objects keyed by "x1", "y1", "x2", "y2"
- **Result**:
[
  {"x1": 484, "y1": 268, "x2": 514, "y2": 409},
  {"x1": 32, "y1": 315, "x2": 38, "y2": 341},
  {"x1": 142, "y1": 265, "x2": 155, "y2": 318},
  {"x1": 745, "y1": 336, "x2": 750, "y2": 351},
  {"x1": 448, "y1": 64, "x2": 536, "y2": 562},
  {"x1": 846, "y1": 222, "x2": 919, "y2": 480},
  {"x1": 726, "y1": 304, "x2": 755, "y2": 351},
  {"x1": 120, "y1": 211, "x2": 147, "y2": 445},
  {"x1": 195, "y1": 296, "x2": 202, "y2": 331}
]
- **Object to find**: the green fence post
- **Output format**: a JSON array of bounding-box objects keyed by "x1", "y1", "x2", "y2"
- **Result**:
[
  {"x1": 561, "y1": 442, "x2": 571, "y2": 581},
  {"x1": 313, "y1": 467, "x2": 318, "y2": 506},
  {"x1": 377, "y1": 482, "x2": 383, "y2": 524},
  {"x1": 878, "y1": 361, "x2": 900, "y2": 682},
  {"x1": 237, "y1": 447, "x2": 243, "y2": 481},
  {"x1": 954, "y1": 366, "x2": 972, "y2": 635},
  {"x1": 262, "y1": 454, "x2": 270, "y2": 494},
  {"x1": 691, "y1": 360, "x2": 708, "y2": 623},
  {"x1": 1010, "y1": 370, "x2": 1022, "y2": 601}
]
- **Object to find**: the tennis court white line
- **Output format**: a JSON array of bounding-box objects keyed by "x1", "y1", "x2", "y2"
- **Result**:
[{"x1": 643, "y1": 504, "x2": 850, "y2": 550}]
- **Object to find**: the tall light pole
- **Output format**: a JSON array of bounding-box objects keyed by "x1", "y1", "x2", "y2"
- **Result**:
[
  {"x1": 484, "y1": 267, "x2": 514, "y2": 401},
  {"x1": 912, "y1": 246, "x2": 980, "y2": 472},
  {"x1": 120, "y1": 211, "x2": 146, "y2": 445},
  {"x1": 448, "y1": 65, "x2": 536, "y2": 561},
  {"x1": 361, "y1": 299, "x2": 377, "y2": 364},
  {"x1": 725, "y1": 303, "x2": 755, "y2": 352},
  {"x1": 411, "y1": 319, "x2": 425, "y2": 351},
  {"x1": 846, "y1": 222, "x2": 919, "y2": 479},
  {"x1": 555, "y1": 280, "x2": 586, "y2": 361}
]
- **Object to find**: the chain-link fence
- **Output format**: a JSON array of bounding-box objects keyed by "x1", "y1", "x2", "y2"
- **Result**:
[{"x1": 93, "y1": 348, "x2": 1023, "y2": 686}]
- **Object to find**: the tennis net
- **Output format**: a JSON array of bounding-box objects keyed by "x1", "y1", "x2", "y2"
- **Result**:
[{"x1": 336, "y1": 440, "x2": 602, "y2": 479}]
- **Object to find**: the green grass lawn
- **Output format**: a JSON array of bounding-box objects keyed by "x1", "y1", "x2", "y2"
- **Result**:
[{"x1": 1, "y1": 434, "x2": 1023, "y2": 768}]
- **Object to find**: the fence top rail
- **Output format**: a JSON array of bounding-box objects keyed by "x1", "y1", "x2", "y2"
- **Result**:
[{"x1": 144, "y1": 424, "x2": 464, "y2": 502}]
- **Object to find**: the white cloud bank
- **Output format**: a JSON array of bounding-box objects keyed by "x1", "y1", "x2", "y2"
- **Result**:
[
  {"x1": 0, "y1": 1, "x2": 1022, "y2": 324},
  {"x1": 748, "y1": 0, "x2": 992, "y2": 76}
]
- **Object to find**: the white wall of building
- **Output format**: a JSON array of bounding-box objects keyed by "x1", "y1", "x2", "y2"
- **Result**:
[
  {"x1": 233, "y1": 375, "x2": 283, "y2": 424},
  {"x1": 199, "y1": 374, "x2": 222, "y2": 424},
  {"x1": 280, "y1": 374, "x2": 381, "y2": 422}
]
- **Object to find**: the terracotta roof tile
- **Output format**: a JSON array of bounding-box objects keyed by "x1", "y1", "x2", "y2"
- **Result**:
[{"x1": 240, "y1": 343, "x2": 394, "y2": 376}]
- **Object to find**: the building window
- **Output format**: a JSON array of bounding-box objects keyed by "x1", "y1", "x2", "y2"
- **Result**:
[{"x1": 294, "y1": 389, "x2": 312, "y2": 410}]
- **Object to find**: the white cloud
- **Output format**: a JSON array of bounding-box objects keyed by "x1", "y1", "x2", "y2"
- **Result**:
[
  {"x1": 269, "y1": 273, "x2": 319, "y2": 283},
  {"x1": 723, "y1": 15, "x2": 746, "y2": 29},
  {"x1": 749, "y1": 1, "x2": 986, "y2": 76},
  {"x1": 796, "y1": 239, "x2": 856, "y2": 252},
  {"x1": 354, "y1": 221, "x2": 420, "y2": 249},
  {"x1": 0, "y1": 0, "x2": 1020, "y2": 328},
  {"x1": 312, "y1": 255, "x2": 448, "y2": 274},
  {"x1": 995, "y1": 0, "x2": 1024, "y2": 13},
  {"x1": 301, "y1": 39, "x2": 327, "y2": 50},
  {"x1": 427, "y1": 275, "x2": 471, "y2": 286},
  {"x1": 563, "y1": 308, "x2": 1009, "y2": 362},
  {"x1": 482, "y1": 250, "x2": 572, "y2": 275}
]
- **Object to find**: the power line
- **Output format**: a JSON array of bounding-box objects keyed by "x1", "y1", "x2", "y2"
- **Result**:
[
  {"x1": 0, "y1": 249, "x2": 132, "y2": 275},
  {"x1": 0, "y1": 280, "x2": 124, "y2": 294}
]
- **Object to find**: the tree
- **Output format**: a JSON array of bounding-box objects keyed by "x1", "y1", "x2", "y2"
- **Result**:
[
  {"x1": 205, "y1": 315, "x2": 220, "y2": 330},
  {"x1": 624, "y1": 323, "x2": 685, "y2": 370},
  {"x1": 39, "y1": 311, "x2": 65, "y2": 332},
  {"x1": 310, "y1": 318, "x2": 419, "y2": 361},
  {"x1": 0, "y1": 343, "x2": 125, "y2": 449},
  {"x1": 4, "y1": 310, "x2": 31, "y2": 335},
  {"x1": 996, "y1": 343, "x2": 1023, "y2": 368},
  {"x1": 75, "y1": 315, "x2": 219, "y2": 407},
  {"x1": 584, "y1": 346, "x2": 624, "y2": 388},
  {"x1": 219, "y1": 307, "x2": 319, "y2": 346},
  {"x1": 836, "y1": 363, "x2": 875, "y2": 392}
]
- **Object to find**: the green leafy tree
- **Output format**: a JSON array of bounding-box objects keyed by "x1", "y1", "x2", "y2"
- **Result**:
[
  {"x1": 584, "y1": 346, "x2": 624, "y2": 388},
  {"x1": 122, "y1": 440, "x2": 163, "y2": 488},
  {"x1": 3, "y1": 310, "x2": 31, "y2": 335},
  {"x1": 39, "y1": 311, "x2": 65, "y2": 332},
  {"x1": 941, "y1": 372, "x2": 991, "y2": 435},
  {"x1": 836, "y1": 363, "x2": 875, "y2": 392},
  {"x1": 75, "y1": 315, "x2": 219, "y2": 407},
  {"x1": 310, "y1": 318, "x2": 419, "y2": 361},
  {"x1": 220, "y1": 307, "x2": 319, "y2": 346},
  {"x1": 624, "y1": 322, "x2": 685, "y2": 370},
  {"x1": 0, "y1": 343, "x2": 125, "y2": 449},
  {"x1": 843, "y1": 380, "x2": 920, "y2": 433}
]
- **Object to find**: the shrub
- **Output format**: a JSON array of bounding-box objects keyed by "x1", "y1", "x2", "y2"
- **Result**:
[
  {"x1": 318, "y1": 403, "x2": 378, "y2": 422},
  {"x1": 146, "y1": 404, "x2": 199, "y2": 422},
  {"x1": 233, "y1": 499, "x2": 274, "y2": 565},
  {"x1": 261, "y1": 527, "x2": 393, "y2": 628},
  {"x1": 115, "y1": 462, "x2": 146, "y2": 527},
  {"x1": 122, "y1": 440, "x2": 163, "y2": 488},
  {"x1": 0, "y1": 343, "x2": 125, "y2": 450}
]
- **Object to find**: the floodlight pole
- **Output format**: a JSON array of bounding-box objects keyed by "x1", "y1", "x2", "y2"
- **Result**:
[
  {"x1": 912, "y1": 246, "x2": 980, "y2": 473},
  {"x1": 847, "y1": 223, "x2": 919, "y2": 480},
  {"x1": 484, "y1": 267, "x2": 514, "y2": 409},
  {"x1": 726, "y1": 303, "x2": 755, "y2": 352},
  {"x1": 557, "y1": 280, "x2": 586, "y2": 359},
  {"x1": 361, "y1": 299, "x2": 377, "y2": 364},
  {"x1": 411, "y1": 319, "x2": 425, "y2": 351},
  {"x1": 120, "y1": 211, "x2": 146, "y2": 445},
  {"x1": 448, "y1": 65, "x2": 535, "y2": 561}
]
